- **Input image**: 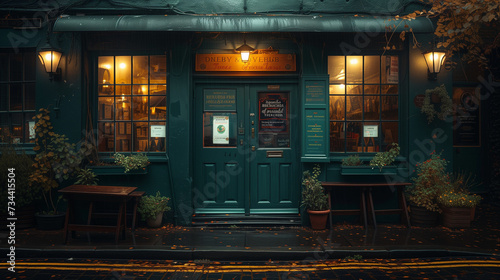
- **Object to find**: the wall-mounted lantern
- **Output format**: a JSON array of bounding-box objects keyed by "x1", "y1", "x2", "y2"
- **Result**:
[
  {"x1": 38, "y1": 39, "x2": 62, "y2": 81},
  {"x1": 422, "y1": 50, "x2": 446, "y2": 81},
  {"x1": 236, "y1": 40, "x2": 255, "y2": 63}
]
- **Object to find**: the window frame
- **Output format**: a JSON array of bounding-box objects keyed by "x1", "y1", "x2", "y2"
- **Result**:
[
  {"x1": 93, "y1": 52, "x2": 169, "y2": 156},
  {"x1": 327, "y1": 53, "x2": 403, "y2": 155},
  {"x1": 0, "y1": 48, "x2": 37, "y2": 146}
]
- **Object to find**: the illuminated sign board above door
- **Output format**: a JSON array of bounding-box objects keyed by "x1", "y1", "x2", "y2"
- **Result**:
[{"x1": 195, "y1": 54, "x2": 296, "y2": 72}]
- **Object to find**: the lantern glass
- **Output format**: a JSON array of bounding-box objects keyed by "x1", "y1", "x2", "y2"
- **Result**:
[
  {"x1": 423, "y1": 51, "x2": 446, "y2": 74},
  {"x1": 38, "y1": 50, "x2": 62, "y2": 73}
]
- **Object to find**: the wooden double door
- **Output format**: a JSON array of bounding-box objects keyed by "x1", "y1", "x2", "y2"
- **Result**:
[{"x1": 193, "y1": 82, "x2": 300, "y2": 215}]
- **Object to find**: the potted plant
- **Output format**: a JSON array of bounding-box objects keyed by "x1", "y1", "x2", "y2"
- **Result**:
[
  {"x1": 138, "y1": 191, "x2": 171, "y2": 228},
  {"x1": 0, "y1": 144, "x2": 37, "y2": 229},
  {"x1": 89, "y1": 153, "x2": 149, "y2": 175},
  {"x1": 341, "y1": 143, "x2": 399, "y2": 175},
  {"x1": 406, "y1": 152, "x2": 450, "y2": 227},
  {"x1": 301, "y1": 164, "x2": 329, "y2": 230},
  {"x1": 74, "y1": 168, "x2": 99, "y2": 185},
  {"x1": 421, "y1": 84, "x2": 453, "y2": 124},
  {"x1": 28, "y1": 108, "x2": 93, "y2": 230},
  {"x1": 438, "y1": 172, "x2": 482, "y2": 228}
]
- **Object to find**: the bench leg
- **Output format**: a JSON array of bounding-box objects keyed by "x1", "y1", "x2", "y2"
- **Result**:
[
  {"x1": 366, "y1": 187, "x2": 377, "y2": 228},
  {"x1": 360, "y1": 188, "x2": 368, "y2": 229},
  {"x1": 327, "y1": 192, "x2": 333, "y2": 230}
]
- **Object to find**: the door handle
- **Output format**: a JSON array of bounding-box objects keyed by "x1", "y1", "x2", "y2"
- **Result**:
[
  {"x1": 251, "y1": 146, "x2": 256, "y2": 151},
  {"x1": 251, "y1": 128, "x2": 255, "y2": 138},
  {"x1": 240, "y1": 139, "x2": 244, "y2": 146}
]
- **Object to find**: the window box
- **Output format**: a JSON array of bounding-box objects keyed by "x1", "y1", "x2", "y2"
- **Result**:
[
  {"x1": 89, "y1": 165, "x2": 148, "y2": 175},
  {"x1": 341, "y1": 165, "x2": 397, "y2": 176}
]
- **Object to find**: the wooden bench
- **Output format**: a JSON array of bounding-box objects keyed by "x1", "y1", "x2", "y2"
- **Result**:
[{"x1": 321, "y1": 182, "x2": 412, "y2": 229}]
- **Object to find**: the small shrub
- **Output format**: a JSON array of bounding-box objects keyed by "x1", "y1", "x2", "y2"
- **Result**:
[{"x1": 341, "y1": 155, "x2": 363, "y2": 166}]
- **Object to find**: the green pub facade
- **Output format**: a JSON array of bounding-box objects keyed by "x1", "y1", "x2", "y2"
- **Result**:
[{"x1": 0, "y1": 0, "x2": 488, "y2": 226}]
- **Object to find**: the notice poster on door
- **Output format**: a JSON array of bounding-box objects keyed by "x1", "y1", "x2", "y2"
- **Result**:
[
  {"x1": 213, "y1": 116, "x2": 230, "y2": 144},
  {"x1": 259, "y1": 93, "x2": 288, "y2": 132}
]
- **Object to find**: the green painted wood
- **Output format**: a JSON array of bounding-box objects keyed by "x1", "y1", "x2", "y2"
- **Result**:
[{"x1": 340, "y1": 165, "x2": 397, "y2": 175}]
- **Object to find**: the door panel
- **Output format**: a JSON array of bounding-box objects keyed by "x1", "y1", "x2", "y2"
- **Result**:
[{"x1": 194, "y1": 83, "x2": 299, "y2": 215}]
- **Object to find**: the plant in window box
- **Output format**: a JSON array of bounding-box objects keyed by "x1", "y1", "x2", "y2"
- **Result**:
[
  {"x1": 369, "y1": 142, "x2": 400, "y2": 171},
  {"x1": 138, "y1": 191, "x2": 171, "y2": 228},
  {"x1": 421, "y1": 84, "x2": 453, "y2": 124},
  {"x1": 341, "y1": 155, "x2": 364, "y2": 166},
  {"x1": 28, "y1": 109, "x2": 93, "y2": 229},
  {"x1": 113, "y1": 153, "x2": 150, "y2": 173},
  {"x1": 301, "y1": 164, "x2": 329, "y2": 230},
  {"x1": 406, "y1": 152, "x2": 450, "y2": 227}
]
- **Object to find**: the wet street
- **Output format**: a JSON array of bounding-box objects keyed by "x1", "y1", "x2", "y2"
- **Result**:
[{"x1": 2, "y1": 257, "x2": 500, "y2": 280}]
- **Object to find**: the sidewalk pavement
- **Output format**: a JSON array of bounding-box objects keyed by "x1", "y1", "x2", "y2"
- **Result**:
[{"x1": 1, "y1": 203, "x2": 499, "y2": 261}]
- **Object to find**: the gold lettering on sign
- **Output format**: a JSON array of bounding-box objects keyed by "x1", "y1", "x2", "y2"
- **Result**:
[{"x1": 196, "y1": 54, "x2": 296, "y2": 72}]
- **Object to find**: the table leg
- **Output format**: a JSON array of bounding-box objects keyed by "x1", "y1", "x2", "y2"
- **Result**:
[
  {"x1": 366, "y1": 187, "x2": 377, "y2": 228},
  {"x1": 122, "y1": 201, "x2": 127, "y2": 238},
  {"x1": 398, "y1": 186, "x2": 411, "y2": 228},
  {"x1": 63, "y1": 199, "x2": 71, "y2": 244},
  {"x1": 115, "y1": 202, "x2": 124, "y2": 244},
  {"x1": 327, "y1": 191, "x2": 333, "y2": 229},
  {"x1": 360, "y1": 187, "x2": 368, "y2": 229},
  {"x1": 132, "y1": 197, "x2": 140, "y2": 233}
]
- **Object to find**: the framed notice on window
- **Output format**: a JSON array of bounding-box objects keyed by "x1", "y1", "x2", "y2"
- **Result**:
[{"x1": 213, "y1": 116, "x2": 229, "y2": 144}]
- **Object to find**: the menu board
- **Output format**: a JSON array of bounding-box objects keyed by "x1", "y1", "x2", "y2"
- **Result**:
[
  {"x1": 304, "y1": 109, "x2": 326, "y2": 154},
  {"x1": 259, "y1": 93, "x2": 288, "y2": 132},
  {"x1": 301, "y1": 76, "x2": 330, "y2": 162},
  {"x1": 453, "y1": 87, "x2": 480, "y2": 147}
]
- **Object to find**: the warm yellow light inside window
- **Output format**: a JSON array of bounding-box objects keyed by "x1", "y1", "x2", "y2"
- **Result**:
[
  {"x1": 350, "y1": 58, "x2": 359, "y2": 65},
  {"x1": 119, "y1": 63, "x2": 127, "y2": 69}
]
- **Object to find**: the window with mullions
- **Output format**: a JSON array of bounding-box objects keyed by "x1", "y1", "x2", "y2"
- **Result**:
[
  {"x1": 0, "y1": 50, "x2": 36, "y2": 144},
  {"x1": 97, "y1": 55, "x2": 167, "y2": 153},
  {"x1": 328, "y1": 55, "x2": 399, "y2": 153}
]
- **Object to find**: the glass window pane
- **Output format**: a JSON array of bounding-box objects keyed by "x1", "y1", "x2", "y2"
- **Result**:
[
  {"x1": 24, "y1": 52, "x2": 36, "y2": 81},
  {"x1": 115, "y1": 97, "x2": 131, "y2": 120},
  {"x1": 329, "y1": 95, "x2": 345, "y2": 120},
  {"x1": 382, "y1": 56, "x2": 399, "y2": 84},
  {"x1": 133, "y1": 56, "x2": 149, "y2": 84},
  {"x1": 98, "y1": 97, "x2": 114, "y2": 120},
  {"x1": 203, "y1": 112, "x2": 236, "y2": 148},
  {"x1": 382, "y1": 96, "x2": 398, "y2": 120},
  {"x1": 116, "y1": 122, "x2": 131, "y2": 152},
  {"x1": 346, "y1": 96, "x2": 362, "y2": 120},
  {"x1": 99, "y1": 84, "x2": 114, "y2": 96},
  {"x1": 382, "y1": 122, "x2": 398, "y2": 149},
  {"x1": 364, "y1": 85, "x2": 380, "y2": 95},
  {"x1": 25, "y1": 112, "x2": 35, "y2": 143},
  {"x1": 0, "y1": 53, "x2": 9, "y2": 81},
  {"x1": 150, "y1": 56, "x2": 166, "y2": 84},
  {"x1": 346, "y1": 56, "x2": 362, "y2": 84},
  {"x1": 133, "y1": 122, "x2": 149, "y2": 152},
  {"x1": 98, "y1": 122, "x2": 115, "y2": 152},
  {"x1": 98, "y1": 56, "x2": 114, "y2": 85},
  {"x1": 133, "y1": 85, "x2": 148, "y2": 95},
  {"x1": 328, "y1": 56, "x2": 345, "y2": 83},
  {"x1": 364, "y1": 56, "x2": 380, "y2": 84},
  {"x1": 346, "y1": 85, "x2": 362, "y2": 95},
  {"x1": 0, "y1": 84, "x2": 8, "y2": 111},
  {"x1": 10, "y1": 84, "x2": 22, "y2": 110},
  {"x1": 329, "y1": 84, "x2": 345, "y2": 95},
  {"x1": 346, "y1": 122, "x2": 362, "y2": 152},
  {"x1": 25, "y1": 83, "x2": 35, "y2": 110},
  {"x1": 330, "y1": 122, "x2": 345, "y2": 152},
  {"x1": 150, "y1": 122, "x2": 166, "y2": 152},
  {"x1": 150, "y1": 84, "x2": 166, "y2": 95},
  {"x1": 382, "y1": 85, "x2": 398, "y2": 95},
  {"x1": 150, "y1": 96, "x2": 166, "y2": 120},
  {"x1": 364, "y1": 96, "x2": 380, "y2": 121},
  {"x1": 10, "y1": 53, "x2": 23, "y2": 81},
  {"x1": 115, "y1": 85, "x2": 131, "y2": 96},
  {"x1": 132, "y1": 96, "x2": 148, "y2": 121},
  {"x1": 115, "y1": 56, "x2": 131, "y2": 84}
]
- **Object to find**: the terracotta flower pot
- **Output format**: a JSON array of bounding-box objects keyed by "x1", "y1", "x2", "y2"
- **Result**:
[
  {"x1": 442, "y1": 207, "x2": 472, "y2": 228},
  {"x1": 146, "y1": 212, "x2": 163, "y2": 228},
  {"x1": 409, "y1": 204, "x2": 439, "y2": 227},
  {"x1": 307, "y1": 209, "x2": 330, "y2": 230}
]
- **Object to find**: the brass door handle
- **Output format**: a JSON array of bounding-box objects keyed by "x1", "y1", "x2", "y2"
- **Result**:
[
  {"x1": 251, "y1": 128, "x2": 255, "y2": 138},
  {"x1": 251, "y1": 146, "x2": 256, "y2": 151}
]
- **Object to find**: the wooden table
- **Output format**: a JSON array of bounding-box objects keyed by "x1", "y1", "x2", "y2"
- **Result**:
[
  {"x1": 59, "y1": 185, "x2": 137, "y2": 244},
  {"x1": 321, "y1": 182, "x2": 412, "y2": 229}
]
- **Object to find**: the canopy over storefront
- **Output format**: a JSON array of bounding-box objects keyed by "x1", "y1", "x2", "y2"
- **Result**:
[{"x1": 53, "y1": 14, "x2": 433, "y2": 33}]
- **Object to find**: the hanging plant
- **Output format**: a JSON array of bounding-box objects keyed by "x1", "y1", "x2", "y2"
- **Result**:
[{"x1": 421, "y1": 84, "x2": 453, "y2": 124}]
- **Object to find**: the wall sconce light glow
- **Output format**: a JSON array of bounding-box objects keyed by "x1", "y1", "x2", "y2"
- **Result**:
[
  {"x1": 339, "y1": 84, "x2": 345, "y2": 90},
  {"x1": 422, "y1": 50, "x2": 446, "y2": 81},
  {"x1": 349, "y1": 58, "x2": 359, "y2": 65},
  {"x1": 236, "y1": 40, "x2": 255, "y2": 63},
  {"x1": 102, "y1": 64, "x2": 111, "y2": 69},
  {"x1": 119, "y1": 63, "x2": 127, "y2": 69}
]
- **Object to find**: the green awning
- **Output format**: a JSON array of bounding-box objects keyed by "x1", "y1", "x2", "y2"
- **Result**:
[{"x1": 53, "y1": 15, "x2": 434, "y2": 33}]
